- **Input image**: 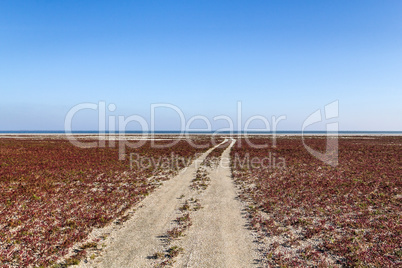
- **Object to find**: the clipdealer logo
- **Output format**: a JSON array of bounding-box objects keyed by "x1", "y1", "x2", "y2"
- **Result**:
[{"x1": 64, "y1": 101, "x2": 339, "y2": 166}]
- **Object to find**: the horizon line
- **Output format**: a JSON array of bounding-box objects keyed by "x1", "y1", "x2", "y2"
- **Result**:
[{"x1": 1, "y1": 130, "x2": 402, "y2": 134}]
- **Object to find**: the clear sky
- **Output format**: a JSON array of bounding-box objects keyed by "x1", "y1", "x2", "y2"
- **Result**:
[{"x1": 1, "y1": 0, "x2": 401, "y2": 131}]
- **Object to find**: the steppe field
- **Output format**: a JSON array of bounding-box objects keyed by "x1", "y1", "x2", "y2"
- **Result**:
[{"x1": 0, "y1": 135, "x2": 401, "y2": 267}]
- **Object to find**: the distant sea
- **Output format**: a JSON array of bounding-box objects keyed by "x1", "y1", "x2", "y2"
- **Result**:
[{"x1": 1, "y1": 131, "x2": 401, "y2": 135}]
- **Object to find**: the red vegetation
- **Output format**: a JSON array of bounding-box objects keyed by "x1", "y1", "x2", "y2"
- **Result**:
[
  {"x1": 0, "y1": 137, "x2": 209, "y2": 267},
  {"x1": 231, "y1": 136, "x2": 402, "y2": 267}
]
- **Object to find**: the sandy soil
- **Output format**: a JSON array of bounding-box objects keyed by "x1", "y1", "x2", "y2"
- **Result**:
[{"x1": 78, "y1": 139, "x2": 258, "y2": 268}]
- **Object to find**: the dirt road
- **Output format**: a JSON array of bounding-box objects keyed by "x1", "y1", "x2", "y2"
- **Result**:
[
  {"x1": 79, "y1": 139, "x2": 258, "y2": 267},
  {"x1": 174, "y1": 139, "x2": 258, "y2": 267}
]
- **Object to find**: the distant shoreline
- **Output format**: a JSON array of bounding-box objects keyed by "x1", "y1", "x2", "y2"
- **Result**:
[{"x1": 0, "y1": 131, "x2": 401, "y2": 137}]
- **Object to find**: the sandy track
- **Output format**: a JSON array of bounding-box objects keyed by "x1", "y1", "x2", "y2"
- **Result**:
[
  {"x1": 174, "y1": 139, "x2": 258, "y2": 268},
  {"x1": 79, "y1": 139, "x2": 258, "y2": 267},
  {"x1": 79, "y1": 142, "x2": 224, "y2": 268}
]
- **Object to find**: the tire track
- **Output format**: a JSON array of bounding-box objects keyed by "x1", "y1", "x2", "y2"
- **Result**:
[
  {"x1": 174, "y1": 139, "x2": 259, "y2": 268},
  {"x1": 78, "y1": 141, "x2": 227, "y2": 268}
]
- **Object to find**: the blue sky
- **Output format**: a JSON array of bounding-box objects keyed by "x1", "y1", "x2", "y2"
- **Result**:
[{"x1": 1, "y1": 0, "x2": 401, "y2": 131}]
